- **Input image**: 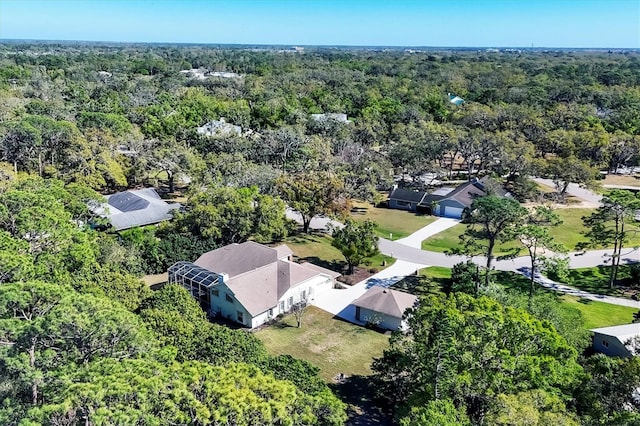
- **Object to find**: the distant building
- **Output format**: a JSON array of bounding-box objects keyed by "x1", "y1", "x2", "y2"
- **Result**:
[
  {"x1": 310, "y1": 113, "x2": 351, "y2": 124},
  {"x1": 94, "y1": 188, "x2": 181, "y2": 231},
  {"x1": 209, "y1": 71, "x2": 242, "y2": 78},
  {"x1": 448, "y1": 93, "x2": 465, "y2": 106},
  {"x1": 180, "y1": 69, "x2": 242, "y2": 79},
  {"x1": 197, "y1": 118, "x2": 242, "y2": 137}
]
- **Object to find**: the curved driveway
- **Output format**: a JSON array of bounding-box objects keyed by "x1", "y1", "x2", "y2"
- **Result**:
[{"x1": 286, "y1": 204, "x2": 640, "y2": 316}]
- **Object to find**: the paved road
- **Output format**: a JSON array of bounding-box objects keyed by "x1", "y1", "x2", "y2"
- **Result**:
[
  {"x1": 290, "y1": 210, "x2": 640, "y2": 310},
  {"x1": 532, "y1": 177, "x2": 602, "y2": 205},
  {"x1": 524, "y1": 269, "x2": 640, "y2": 308}
]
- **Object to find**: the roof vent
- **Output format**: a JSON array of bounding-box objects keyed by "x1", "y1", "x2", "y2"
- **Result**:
[{"x1": 383, "y1": 289, "x2": 388, "y2": 293}]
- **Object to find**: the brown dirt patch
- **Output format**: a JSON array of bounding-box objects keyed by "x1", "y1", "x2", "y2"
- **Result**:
[{"x1": 337, "y1": 266, "x2": 377, "y2": 286}]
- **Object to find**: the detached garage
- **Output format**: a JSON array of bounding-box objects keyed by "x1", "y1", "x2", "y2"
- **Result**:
[{"x1": 352, "y1": 286, "x2": 418, "y2": 331}]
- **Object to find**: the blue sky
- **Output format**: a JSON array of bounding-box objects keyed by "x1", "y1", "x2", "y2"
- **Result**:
[{"x1": 0, "y1": 0, "x2": 638, "y2": 48}]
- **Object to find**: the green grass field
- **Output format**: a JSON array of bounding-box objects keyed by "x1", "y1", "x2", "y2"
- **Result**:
[
  {"x1": 420, "y1": 224, "x2": 523, "y2": 256},
  {"x1": 420, "y1": 208, "x2": 640, "y2": 253},
  {"x1": 350, "y1": 201, "x2": 436, "y2": 239},
  {"x1": 284, "y1": 232, "x2": 394, "y2": 274},
  {"x1": 561, "y1": 295, "x2": 638, "y2": 329},
  {"x1": 255, "y1": 307, "x2": 390, "y2": 381},
  {"x1": 391, "y1": 266, "x2": 450, "y2": 296},
  {"x1": 564, "y1": 265, "x2": 636, "y2": 297}
]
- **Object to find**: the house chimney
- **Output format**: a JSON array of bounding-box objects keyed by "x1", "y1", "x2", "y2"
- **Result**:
[{"x1": 218, "y1": 272, "x2": 229, "y2": 284}]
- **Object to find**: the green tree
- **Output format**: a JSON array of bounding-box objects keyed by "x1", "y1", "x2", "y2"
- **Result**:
[
  {"x1": 174, "y1": 186, "x2": 289, "y2": 245},
  {"x1": 514, "y1": 207, "x2": 567, "y2": 296},
  {"x1": 446, "y1": 260, "x2": 480, "y2": 295},
  {"x1": 580, "y1": 189, "x2": 640, "y2": 288},
  {"x1": 331, "y1": 219, "x2": 379, "y2": 275},
  {"x1": 399, "y1": 400, "x2": 471, "y2": 426},
  {"x1": 277, "y1": 171, "x2": 347, "y2": 233},
  {"x1": 575, "y1": 354, "x2": 640, "y2": 424},
  {"x1": 486, "y1": 390, "x2": 579, "y2": 426},
  {"x1": 455, "y1": 196, "x2": 527, "y2": 288},
  {"x1": 545, "y1": 156, "x2": 598, "y2": 200},
  {"x1": 23, "y1": 359, "x2": 347, "y2": 426},
  {"x1": 139, "y1": 284, "x2": 268, "y2": 366},
  {"x1": 373, "y1": 293, "x2": 581, "y2": 424},
  {"x1": 0, "y1": 282, "x2": 156, "y2": 408}
]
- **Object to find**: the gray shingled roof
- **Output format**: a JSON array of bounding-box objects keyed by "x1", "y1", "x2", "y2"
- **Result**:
[
  {"x1": 193, "y1": 241, "x2": 341, "y2": 316},
  {"x1": 388, "y1": 188, "x2": 428, "y2": 203},
  {"x1": 352, "y1": 286, "x2": 418, "y2": 318},
  {"x1": 97, "y1": 188, "x2": 181, "y2": 231}
]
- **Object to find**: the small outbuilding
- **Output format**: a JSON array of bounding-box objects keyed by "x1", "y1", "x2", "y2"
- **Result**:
[
  {"x1": 351, "y1": 286, "x2": 418, "y2": 331},
  {"x1": 591, "y1": 323, "x2": 640, "y2": 357}
]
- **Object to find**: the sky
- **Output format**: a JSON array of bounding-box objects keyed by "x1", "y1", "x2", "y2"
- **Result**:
[{"x1": 0, "y1": 0, "x2": 638, "y2": 48}]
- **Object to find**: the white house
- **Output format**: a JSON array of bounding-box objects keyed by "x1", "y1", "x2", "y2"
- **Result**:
[
  {"x1": 351, "y1": 286, "x2": 418, "y2": 331},
  {"x1": 168, "y1": 241, "x2": 340, "y2": 328},
  {"x1": 592, "y1": 323, "x2": 640, "y2": 357},
  {"x1": 196, "y1": 119, "x2": 242, "y2": 137},
  {"x1": 310, "y1": 113, "x2": 351, "y2": 124}
]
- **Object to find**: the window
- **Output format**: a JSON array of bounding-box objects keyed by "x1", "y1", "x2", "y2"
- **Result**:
[
  {"x1": 212, "y1": 288, "x2": 219, "y2": 297},
  {"x1": 301, "y1": 289, "x2": 307, "y2": 300},
  {"x1": 279, "y1": 301, "x2": 285, "y2": 312},
  {"x1": 603, "y1": 340, "x2": 609, "y2": 348},
  {"x1": 225, "y1": 293, "x2": 233, "y2": 303},
  {"x1": 268, "y1": 308, "x2": 274, "y2": 317},
  {"x1": 288, "y1": 296, "x2": 293, "y2": 308},
  {"x1": 237, "y1": 311, "x2": 244, "y2": 323},
  {"x1": 396, "y1": 200, "x2": 410, "y2": 207}
]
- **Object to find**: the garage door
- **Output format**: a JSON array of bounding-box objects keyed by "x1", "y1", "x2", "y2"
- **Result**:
[{"x1": 443, "y1": 206, "x2": 463, "y2": 219}]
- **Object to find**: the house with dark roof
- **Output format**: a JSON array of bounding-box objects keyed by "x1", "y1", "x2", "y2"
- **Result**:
[
  {"x1": 168, "y1": 241, "x2": 340, "y2": 328},
  {"x1": 431, "y1": 177, "x2": 508, "y2": 219},
  {"x1": 387, "y1": 177, "x2": 508, "y2": 219},
  {"x1": 351, "y1": 286, "x2": 418, "y2": 331},
  {"x1": 387, "y1": 187, "x2": 429, "y2": 212},
  {"x1": 94, "y1": 188, "x2": 181, "y2": 231}
]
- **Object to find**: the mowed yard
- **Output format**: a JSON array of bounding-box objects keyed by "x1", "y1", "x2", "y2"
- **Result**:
[
  {"x1": 255, "y1": 307, "x2": 389, "y2": 382},
  {"x1": 421, "y1": 208, "x2": 640, "y2": 253},
  {"x1": 350, "y1": 200, "x2": 436, "y2": 239},
  {"x1": 401, "y1": 267, "x2": 637, "y2": 330}
]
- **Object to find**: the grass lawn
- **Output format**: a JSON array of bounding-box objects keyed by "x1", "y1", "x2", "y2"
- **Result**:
[
  {"x1": 420, "y1": 207, "x2": 640, "y2": 254},
  {"x1": 255, "y1": 306, "x2": 390, "y2": 381},
  {"x1": 350, "y1": 200, "x2": 436, "y2": 239},
  {"x1": 391, "y1": 266, "x2": 450, "y2": 296},
  {"x1": 420, "y1": 224, "x2": 524, "y2": 256},
  {"x1": 563, "y1": 265, "x2": 637, "y2": 297},
  {"x1": 561, "y1": 295, "x2": 637, "y2": 329},
  {"x1": 602, "y1": 174, "x2": 640, "y2": 188},
  {"x1": 284, "y1": 232, "x2": 394, "y2": 274}
]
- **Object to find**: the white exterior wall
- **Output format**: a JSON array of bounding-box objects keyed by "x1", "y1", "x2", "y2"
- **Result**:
[
  {"x1": 209, "y1": 283, "x2": 250, "y2": 327},
  {"x1": 592, "y1": 333, "x2": 633, "y2": 357},
  {"x1": 357, "y1": 307, "x2": 403, "y2": 331},
  {"x1": 214, "y1": 274, "x2": 334, "y2": 329}
]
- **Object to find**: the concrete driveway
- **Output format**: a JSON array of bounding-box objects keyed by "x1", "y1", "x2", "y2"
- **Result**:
[
  {"x1": 310, "y1": 259, "x2": 429, "y2": 323},
  {"x1": 394, "y1": 218, "x2": 460, "y2": 248}
]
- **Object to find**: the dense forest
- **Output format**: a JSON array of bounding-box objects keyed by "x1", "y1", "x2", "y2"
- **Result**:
[{"x1": 1, "y1": 42, "x2": 640, "y2": 425}]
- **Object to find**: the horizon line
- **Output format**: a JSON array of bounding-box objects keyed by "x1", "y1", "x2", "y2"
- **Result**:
[{"x1": 1, "y1": 38, "x2": 638, "y2": 51}]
